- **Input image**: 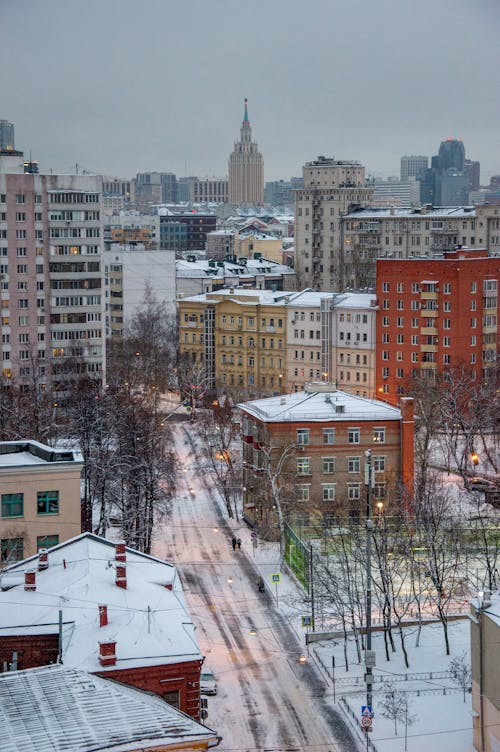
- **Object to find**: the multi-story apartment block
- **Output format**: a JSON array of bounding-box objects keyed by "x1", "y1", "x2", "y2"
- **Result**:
[
  {"x1": 0, "y1": 154, "x2": 105, "y2": 394},
  {"x1": 176, "y1": 256, "x2": 296, "y2": 297},
  {"x1": 470, "y1": 592, "x2": 500, "y2": 752},
  {"x1": 0, "y1": 440, "x2": 83, "y2": 562},
  {"x1": 321, "y1": 292, "x2": 377, "y2": 398},
  {"x1": 228, "y1": 99, "x2": 264, "y2": 206},
  {"x1": 206, "y1": 230, "x2": 234, "y2": 260},
  {"x1": 178, "y1": 288, "x2": 311, "y2": 399},
  {"x1": 234, "y1": 233, "x2": 284, "y2": 264},
  {"x1": 342, "y1": 204, "x2": 500, "y2": 289},
  {"x1": 375, "y1": 250, "x2": 500, "y2": 405},
  {"x1": 239, "y1": 383, "x2": 414, "y2": 530},
  {"x1": 103, "y1": 211, "x2": 160, "y2": 250},
  {"x1": 286, "y1": 291, "x2": 331, "y2": 392},
  {"x1": 294, "y1": 156, "x2": 373, "y2": 291},
  {"x1": 160, "y1": 212, "x2": 216, "y2": 252}
]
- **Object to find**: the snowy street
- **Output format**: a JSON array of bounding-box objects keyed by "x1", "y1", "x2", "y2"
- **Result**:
[{"x1": 152, "y1": 422, "x2": 359, "y2": 752}]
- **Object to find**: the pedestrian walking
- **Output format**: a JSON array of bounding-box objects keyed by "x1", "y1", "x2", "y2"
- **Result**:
[
  {"x1": 236, "y1": 538, "x2": 242, "y2": 549},
  {"x1": 231, "y1": 537, "x2": 237, "y2": 551}
]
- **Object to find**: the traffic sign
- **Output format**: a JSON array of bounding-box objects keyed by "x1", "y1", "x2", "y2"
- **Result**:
[
  {"x1": 250, "y1": 531, "x2": 257, "y2": 540},
  {"x1": 302, "y1": 615, "x2": 313, "y2": 628},
  {"x1": 361, "y1": 716, "x2": 372, "y2": 730},
  {"x1": 361, "y1": 706, "x2": 373, "y2": 717},
  {"x1": 271, "y1": 573, "x2": 281, "y2": 583}
]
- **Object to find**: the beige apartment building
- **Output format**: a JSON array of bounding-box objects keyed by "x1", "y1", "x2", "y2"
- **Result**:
[
  {"x1": 470, "y1": 593, "x2": 500, "y2": 752},
  {"x1": 234, "y1": 233, "x2": 284, "y2": 264},
  {"x1": 294, "y1": 156, "x2": 373, "y2": 291},
  {"x1": 342, "y1": 203, "x2": 500, "y2": 289},
  {"x1": 0, "y1": 440, "x2": 83, "y2": 562},
  {"x1": 286, "y1": 291, "x2": 331, "y2": 392}
]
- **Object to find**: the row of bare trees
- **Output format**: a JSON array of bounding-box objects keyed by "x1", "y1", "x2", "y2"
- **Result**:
[{"x1": 0, "y1": 286, "x2": 178, "y2": 554}]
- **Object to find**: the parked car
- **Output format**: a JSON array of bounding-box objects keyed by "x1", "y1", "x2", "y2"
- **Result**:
[{"x1": 200, "y1": 669, "x2": 217, "y2": 695}]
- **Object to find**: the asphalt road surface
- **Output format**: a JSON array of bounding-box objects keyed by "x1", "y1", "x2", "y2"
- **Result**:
[{"x1": 152, "y1": 424, "x2": 360, "y2": 752}]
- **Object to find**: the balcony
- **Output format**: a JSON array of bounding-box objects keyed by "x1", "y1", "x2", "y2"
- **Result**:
[
  {"x1": 420, "y1": 291, "x2": 438, "y2": 300},
  {"x1": 420, "y1": 344, "x2": 438, "y2": 353},
  {"x1": 420, "y1": 326, "x2": 438, "y2": 335}
]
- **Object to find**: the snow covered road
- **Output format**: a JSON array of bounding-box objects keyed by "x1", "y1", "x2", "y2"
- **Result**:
[{"x1": 152, "y1": 423, "x2": 359, "y2": 752}]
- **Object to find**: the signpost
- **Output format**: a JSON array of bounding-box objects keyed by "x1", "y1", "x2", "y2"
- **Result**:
[
  {"x1": 361, "y1": 705, "x2": 374, "y2": 733},
  {"x1": 271, "y1": 573, "x2": 280, "y2": 606},
  {"x1": 301, "y1": 615, "x2": 312, "y2": 628}
]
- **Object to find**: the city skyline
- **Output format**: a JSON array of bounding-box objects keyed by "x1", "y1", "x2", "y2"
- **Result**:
[{"x1": 1, "y1": 0, "x2": 499, "y2": 182}]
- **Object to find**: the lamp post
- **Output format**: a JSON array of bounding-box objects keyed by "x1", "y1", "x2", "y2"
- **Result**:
[{"x1": 364, "y1": 449, "x2": 375, "y2": 731}]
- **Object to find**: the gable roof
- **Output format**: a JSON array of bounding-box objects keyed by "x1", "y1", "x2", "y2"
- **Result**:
[
  {"x1": 0, "y1": 533, "x2": 202, "y2": 672},
  {"x1": 239, "y1": 386, "x2": 402, "y2": 423},
  {"x1": 0, "y1": 664, "x2": 218, "y2": 752}
]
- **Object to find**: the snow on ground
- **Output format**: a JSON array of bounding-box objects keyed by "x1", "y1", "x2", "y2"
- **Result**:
[{"x1": 221, "y1": 518, "x2": 475, "y2": 752}]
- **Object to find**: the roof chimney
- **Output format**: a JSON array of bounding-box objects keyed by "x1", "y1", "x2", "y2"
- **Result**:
[
  {"x1": 115, "y1": 563, "x2": 127, "y2": 589},
  {"x1": 98, "y1": 640, "x2": 117, "y2": 667},
  {"x1": 99, "y1": 604, "x2": 108, "y2": 627},
  {"x1": 38, "y1": 548, "x2": 49, "y2": 571},
  {"x1": 24, "y1": 570, "x2": 36, "y2": 591},
  {"x1": 115, "y1": 541, "x2": 126, "y2": 562}
]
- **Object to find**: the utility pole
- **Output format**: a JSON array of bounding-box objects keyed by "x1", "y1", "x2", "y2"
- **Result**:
[{"x1": 364, "y1": 449, "x2": 375, "y2": 740}]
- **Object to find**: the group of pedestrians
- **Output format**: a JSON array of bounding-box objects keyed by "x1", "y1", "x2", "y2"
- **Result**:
[{"x1": 231, "y1": 536, "x2": 242, "y2": 550}]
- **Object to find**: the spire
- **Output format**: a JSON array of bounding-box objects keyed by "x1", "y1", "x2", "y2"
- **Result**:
[{"x1": 243, "y1": 98, "x2": 249, "y2": 124}]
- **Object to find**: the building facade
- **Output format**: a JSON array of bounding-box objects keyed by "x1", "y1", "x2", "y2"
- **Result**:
[
  {"x1": 375, "y1": 251, "x2": 500, "y2": 404},
  {"x1": 239, "y1": 383, "x2": 414, "y2": 531},
  {"x1": 400, "y1": 155, "x2": 428, "y2": 182},
  {"x1": 470, "y1": 593, "x2": 500, "y2": 752},
  {"x1": 228, "y1": 99, "x2": 264, "y2": 206},
  {"x1": 0, "y1": 157, "x2": 105, "y2": 394},
  {"x1": 105, "y1": 248, "x2": 176, "y2": 337},
  {"x1": 160, "y1": 213, "x2": 216, "y2": 251},
  {"x1": 342, "y1": 203, "x2": 500, "y2": 289},
  {"x1": 294, "y1": 156, "x2": 373, "y2": 291},
  {"x1": 0, "y1": 440, "x2": 82, "y2": 562}
]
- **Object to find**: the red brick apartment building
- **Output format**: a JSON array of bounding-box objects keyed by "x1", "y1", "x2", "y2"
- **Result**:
[{"x1": 375, "y1": 249, "x2": 499, "y2": 405}]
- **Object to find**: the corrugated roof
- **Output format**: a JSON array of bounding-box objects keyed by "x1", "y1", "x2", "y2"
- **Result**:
[{"x1": 0, "y1": 664, "x2": 218, "y2": 752}]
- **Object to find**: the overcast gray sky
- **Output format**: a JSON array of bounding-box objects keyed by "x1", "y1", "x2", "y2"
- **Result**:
[{"x1": 1, "y1": 0, "x2": 499, "y2": 182}]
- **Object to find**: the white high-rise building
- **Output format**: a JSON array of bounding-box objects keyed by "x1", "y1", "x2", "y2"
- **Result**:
[{"x1": 0, "y1": 153, "x2": 105, "y2": 395}]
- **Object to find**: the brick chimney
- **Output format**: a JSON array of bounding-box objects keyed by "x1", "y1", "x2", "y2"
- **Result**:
[
  {"x1": 115, "y1": 563, "x2": 127, "y2": 589},
  {"x1": 98, "y1": 604, "x2": 108, "y2": 627},
  {"x1": 98, "y1": 640, "x2": 116, "y2": 667},
  {"x1": 24, "y1": 570, "x2": 36, "y2": 591},
  {"x1": 38, "y1": 548, "x2": 49, "y2": 571},
  {"x1": 114, "y1": 541, "x2": 126, "y2": 562}
]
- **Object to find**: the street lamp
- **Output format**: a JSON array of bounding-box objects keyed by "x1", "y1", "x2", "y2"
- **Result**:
[{"x1": 364, "y1": 449, "x2": 376, "y2": 724}]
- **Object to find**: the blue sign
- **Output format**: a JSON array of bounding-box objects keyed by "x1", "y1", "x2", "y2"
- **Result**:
[{"x1": 361, "y1": 706, "x2": 373, "y2": 717}]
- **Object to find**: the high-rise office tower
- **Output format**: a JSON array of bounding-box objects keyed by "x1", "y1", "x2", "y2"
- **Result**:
[
  {"x1": 400, "y1": 155, "x2": 428, "y2": 182},
  {"x1": 294, "y1": 156, "x2": 372, "y2": 291},
  {"x1": 228, "y1": 99, "x2": 264, "y2": 206},
  {"x1": 0, "y1": 120, "x2": 15, "y2": 151},
  {"x1": 437, "y1": 139, "x2": 465, "y2": 172},
  {"x1": 465, "y1": 159, "x2": 480, "y2": 192}
]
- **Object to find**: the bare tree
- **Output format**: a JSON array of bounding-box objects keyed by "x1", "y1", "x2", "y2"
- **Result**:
[
  {"x1": 379, "y1": 683, "x2": 417, "y2": 738},
  {"x1": 449, "y1": 652, "x2": 472, "y2": 702}
]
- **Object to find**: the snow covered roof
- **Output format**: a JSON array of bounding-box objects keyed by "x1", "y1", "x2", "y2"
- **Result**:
[
  {"x1": 0, "y1": 664, "x2": 218, "y2": 752},
  {"x1": 325, "y1": 292, "x2": 376, "y2": 309},
  {"x1": 345, "y1": 206, "x2": 476, "y2": 219},
  {"x1": 0, "y1": 441, "x2": 82, "y2": 469},
  {"x1": 239, "y1": 385, "x2": 402, "y2": 423},
  {"x1": 176, "y1": 257, "x2": 294, "y2": 279},
  {"x1": 0, "y1": 533, "x2": 202, "y2": 672},
  {"x1": 286, "y1": 290, "x2": 335, "y2": 307}
]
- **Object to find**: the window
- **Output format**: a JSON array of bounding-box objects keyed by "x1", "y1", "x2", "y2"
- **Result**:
[
  {"x1": 348, "y1": 484, "x2": 360, "y2": 500},
  {"x1": 322, "y1": 483, "x2": 336, "y2": 501},
  {"x1": 37, "y1": 537, "x2": 59, "y2": 553},
  {"x1": 1, "y1": 493, "x2": 24, "y2": 518},
  {"x1": 443, "y1": 336, "x2": 450, "y2": 347},
  {"x1": 1, "y1": 538, "x2": 24, "y2": 562},
  {"x1": 443, "y1": 319, "x2": 451, "y2": 330},
  {"x1": 348, "y1": 428, "x2": 360, "y2": 444},
  {"x1": 296, "y1": 484, "x2": 310, "y2": 501},
  {"x1": 373, "y1": 427, "x2": 386, "y2": 443},
  {"x1": 373, "y1": 456, "x2": 385, "y2": 472},
  {"x1": 323, "y1": 428, "x2": 335, "y2": 445},
  {"x1": 444, "y1": 283, "x2": 451, "y2": 294},
  {"x1": 348, "y1": 456, "x2": 360, "y2": 473},
  {"x1": 296, "y1": 428, "x2": 309, "y2": 445},
  {"x1": 374, "y1": 483, "x2": 386, "y2": 499},
  {"x1": 296, "y1": 457, "x2": 310, "y2": 475},
  {"x1": 323, "y1": 457, "x2": 336, "y2": 474},
  {"x1": 37, "y1": 490, "x2": 59, "y2": 515}
]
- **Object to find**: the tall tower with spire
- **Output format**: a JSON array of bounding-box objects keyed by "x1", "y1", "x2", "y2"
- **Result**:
[{"x1": 228, "y1": 99, "x2": 264, "y2": 206}]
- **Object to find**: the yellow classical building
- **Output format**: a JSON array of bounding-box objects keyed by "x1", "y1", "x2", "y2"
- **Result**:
[{"x1": 179, "y1": 289, "x2": 291, "y2": 399}]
